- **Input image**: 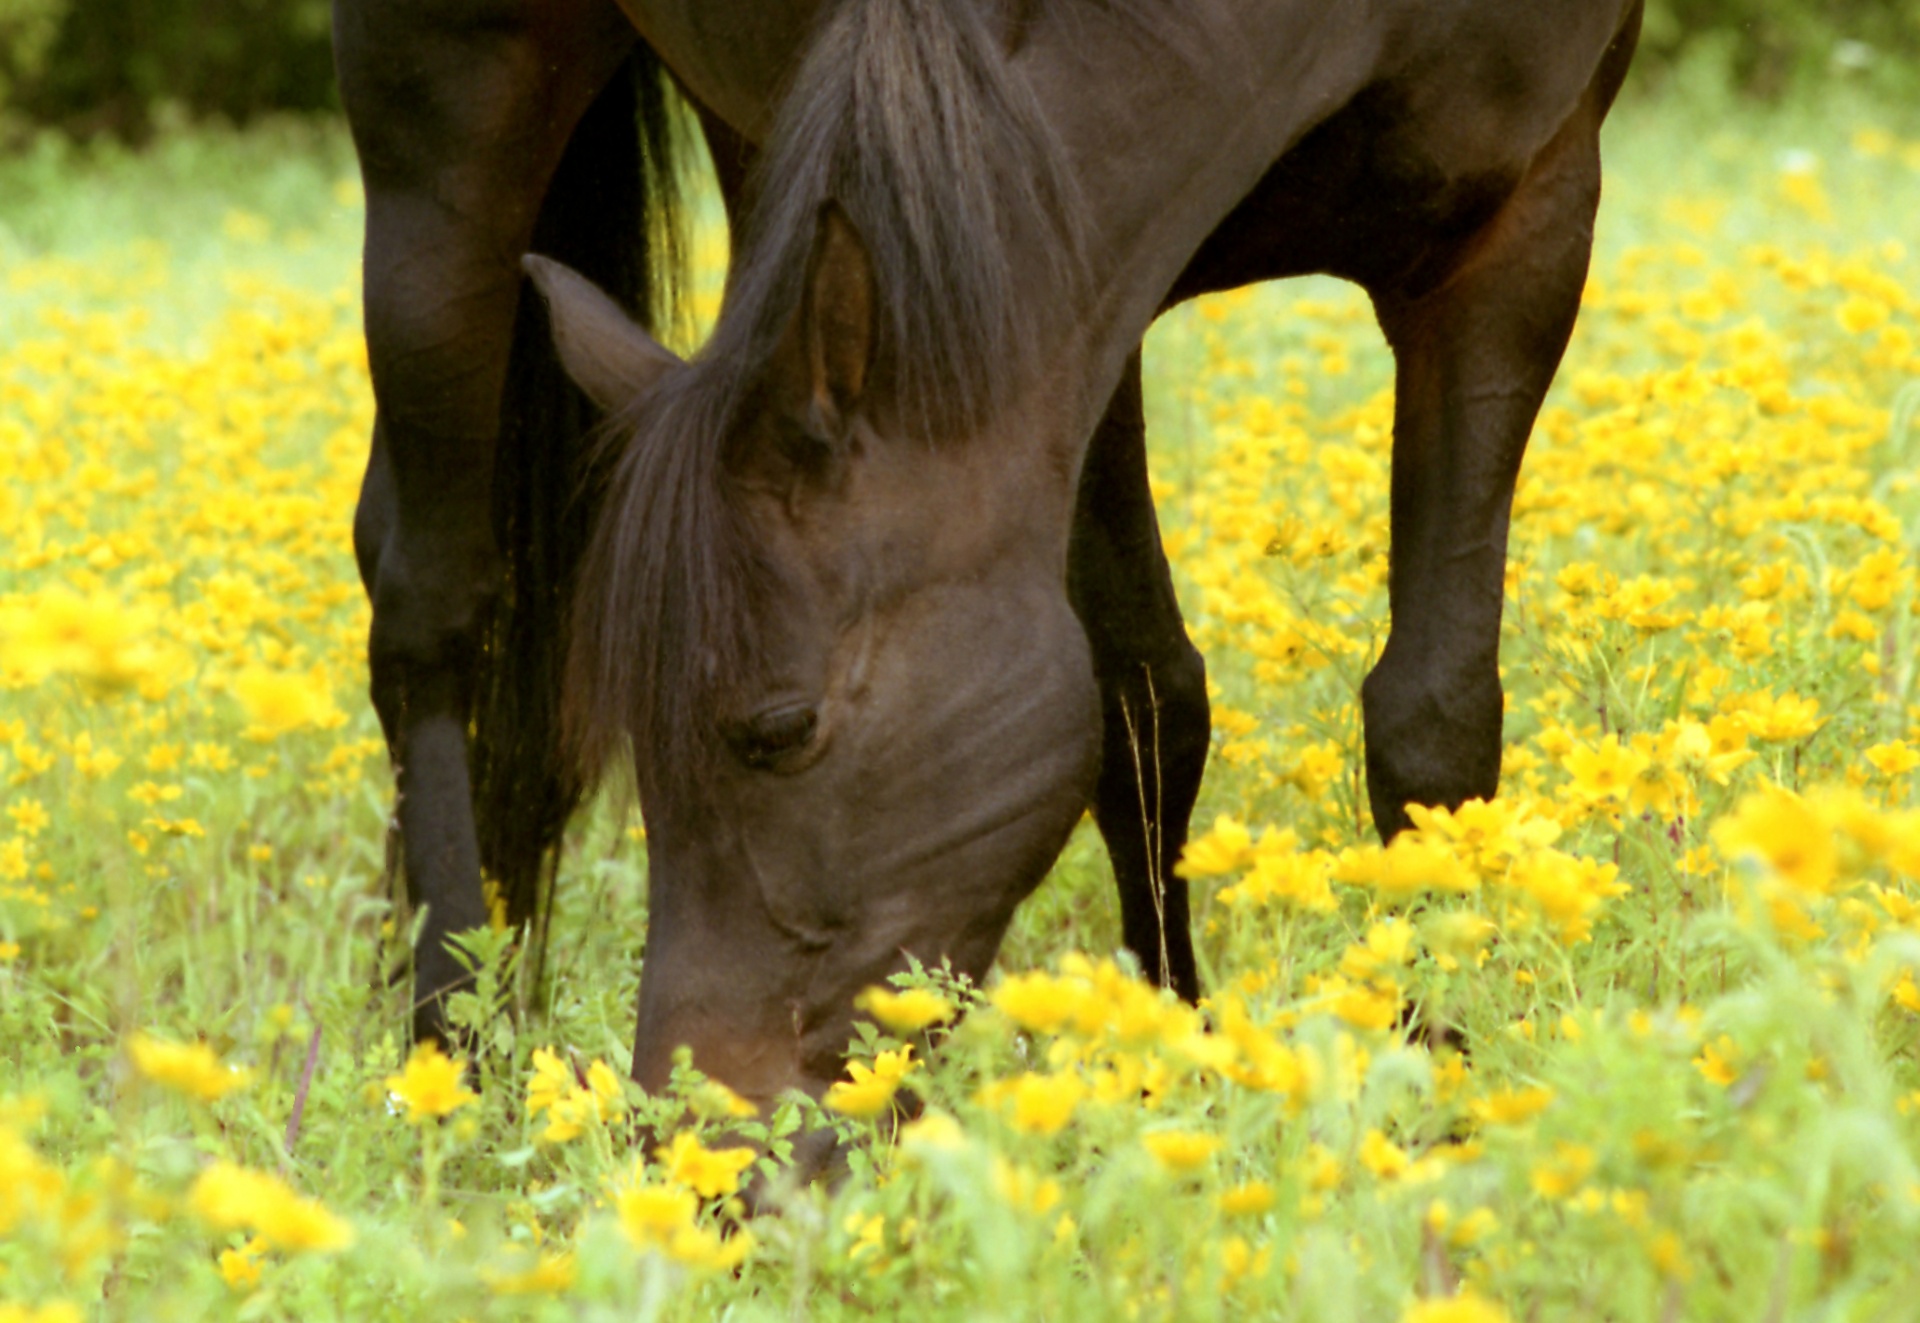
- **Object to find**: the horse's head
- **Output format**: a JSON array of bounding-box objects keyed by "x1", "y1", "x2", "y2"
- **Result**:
[{"x1": 525, "y1": 203, "x2": 1099, "y2": 1127}]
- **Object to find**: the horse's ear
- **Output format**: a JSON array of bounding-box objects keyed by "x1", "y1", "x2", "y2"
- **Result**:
[
  {"x1": 523, "y1": 254, "x2": 681, "y2": 413},
  {"x1": 801, "y1": 202, "x2": 876, "y2": 432}
]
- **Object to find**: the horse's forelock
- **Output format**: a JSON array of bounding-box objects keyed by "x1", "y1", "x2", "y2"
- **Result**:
[
  {"x1": 564, "y1": 365, "x2": 772, "y2": 797},
  {"x1": 566, "y1": 0, "x2": 1183, "y2": 794}
]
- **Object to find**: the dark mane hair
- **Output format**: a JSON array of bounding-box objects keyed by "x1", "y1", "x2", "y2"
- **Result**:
[{"x1": 566, "y1": 0, "x2": 1151, "y2": 794}]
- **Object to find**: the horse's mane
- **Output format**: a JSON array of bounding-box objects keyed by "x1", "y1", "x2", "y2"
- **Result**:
[{"x1": 567, "y1": 0, "x2": 1172, "y2": 794}]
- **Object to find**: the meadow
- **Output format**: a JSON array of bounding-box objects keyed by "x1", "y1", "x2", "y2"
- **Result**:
[{"x1": 2, "y1": 85, "x2": 1919, "y2": 1321}]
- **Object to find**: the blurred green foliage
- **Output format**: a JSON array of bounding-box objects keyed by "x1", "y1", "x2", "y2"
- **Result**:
[
  {"x1": 0, "y1": 0, "x2": 1915, "y2": 140},
  {"x1": 2, "y1": 0, "x2": 334, "y2": 140},
  {"x1": 1641, "y1": 0, "x2": 1920, "y2": 102},
  {"x1": 0, "y1": 0, "x2": 63, "y2": 122}
]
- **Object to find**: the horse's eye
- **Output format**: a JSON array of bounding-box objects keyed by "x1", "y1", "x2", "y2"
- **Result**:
[{"x1": 726, "y1": 704, "x2": 819, "y2": 769}]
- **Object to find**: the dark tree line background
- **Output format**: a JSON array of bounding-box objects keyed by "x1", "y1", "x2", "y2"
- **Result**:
[{"x1": 0, "y1": 0, "x2": 1916, "y2": 141}]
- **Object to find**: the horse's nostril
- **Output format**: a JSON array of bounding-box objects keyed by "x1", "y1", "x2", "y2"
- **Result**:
[{"x1": 729, "y1": 704, "x2": 819, "y2": 769}]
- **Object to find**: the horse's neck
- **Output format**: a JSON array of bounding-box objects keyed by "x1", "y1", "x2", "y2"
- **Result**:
[
  {"x1": 628, "y1": 0, "x2": 1076, "y2": 143},
  {"x1": 621, "y1": 0, "x2": 825, "y2": 141},
  {"x1": 1019, "y1": 2, "x2": 1384, "y2": 435}
]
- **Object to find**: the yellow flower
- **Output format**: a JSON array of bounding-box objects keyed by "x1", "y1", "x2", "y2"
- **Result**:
[
  {"x1": 230, "y1": 665, "x2": 344, "y2": 740},
  {"x1": 1598, "y1": 573, "x2": 1689, "y2": 632},
  {"x1": 824, "y1": 1045, "x2": 915, "y2": 1119},
  {"x1": 1693, "y1": 1035, "x2": 1741, "y2": 1087},
  {"x1": 1218, "y1": 1181, "x2": 1275, "y2": 1216},
  {"x1": 1219, "y1": 1233, "x2": 1272, "y2": 1289},
  {"x1": 1468, "y1": 1086, "x2": 1555, "y2": 1127},
  {"x1": 1212, "y1": 996, "x2": 1311, "y2": 1098},
  {"x1": 1508, "y1": 850, "x2": 1627, "y2": 946},
  {"x1": 1005, "y1": 1071, "x2": 1086, "y2": 1136},
  {"x1": 189, "y1": 1162, "x2": 353, "y2": 1253},
  {"x1": 1358, "y1": 1129, "x2": 1409, "y2": 1181},
  {"x1": 1175, "y1": 814, "x2": 1255, "y2": 878},
  {"x1": 128, "y1": 1033, "x2": 251, "y2": 1102},
  {"x1": 5, "y1": 799, "x2": 48, "y2": 836},
  {"x1": 844, "y1": 1211, "x2": 886, "y2": 1263},
  {"x1": 1422, "y1": 911, "x2": 1496, "y2": 969},
  {"x1": 616, "y1": 1182, "x2": 698, "y2": 1245},
  {"x1": 990, "y1": 970, "x2": 1088, "y2": 1035},
  {"x1": 1142, "y1": 1129, "x2": 1222, "y2": 1173},
  {"x1": 0, "y1": 1304, "x2": 84, "y2": 1323},
  {"x1": 385, "y1": 1042, "x2": 477, "y2": 1123},
  {"x1": 1335, "y1": 835, "x2": 1478, "y2": 896},
  {"x1": 990, "y1": 1157, "x2": 1063, "y2": 1215},
  {"x1": 1217, "y1": 832, "x2": 1338, "y2": 911},
  {"x1": 1402, "y1": 1291, "x2": 1513, "y2": 1323},
  {"x1": 1893, "y1": 971, "x2": 1920, "y2": 1014},
  {"x1": 665, "y1": 1224, "x2": 755, "y2": 1273},
  {"x1": 691, "y1": 1078, "x2": 761, "y2": 1120},
  {"x1": 615, "y1": 1182, "x2": 752, "y2": 1271},
  {"x1": 898, "y1": 1110, "x2": 966, "y2": 1159},
  {"x1": 1324, "y1": 977, "x2": 1400, "y2": 1032},
  {"x1": 1647, "y1": 1229, "x2": 1692, "y2": 1281},
  {"x1": 1563, "y1": 736, "x2": 1651, "y2": 803},
  {"x1": 1666, "y1": 719, "x2": 1752, "y2": 785},
  {"x1": 654, "y1": 1131, "x2": 757, "y2": 1199},
  {"x1": 1865, "y1": 742, "x2": 1920, "y2": 778},
  {"x1": 1555, "y1": 561, "x2": 1606, "y2": 597},
  {"x1": 525, "y1": 1048, "x2": 624, "y2": 1143},
  {"x1": 1338, "y1": 918, "x2": 1415, "y2": 981},
  {"x1": 1847, "y1": 546, "x2": 1903, "y2": 611},
  {"x1": 0, "y1": 589, "x2": 158, "y2": 691},
  {"x1": 855, "y1": 985, "x2": 956, "y2": 1033},
  {"x1": 1713, "y1": 788, "x2": 1837, "y2": 897},
  {"x1": 483, "y1": 1251, "x2": 577, "y2": 1295},
  {"x1": 526, "y1": 1048, "x2": 575, "y2": 1130},
  {"x1": 585, "y1": 1060, "x2": 626, "y2": 1111},
  {"x1": 216, "y1": 1236, "x2": 269, "y2": 1292},
  {"x1": 1529, "y1": 1143, "x2": 1597, "y2": 1200},
  {"x1": 1442, "y1": 1206, "x2": 1500, "y2": 1248},
  {"x1": 1732, "y1": 691, "x2": 1825, "y2": 743},
  {"x1": 1303, "y1": 1143, "x2": 1343, "y2": 1193}
]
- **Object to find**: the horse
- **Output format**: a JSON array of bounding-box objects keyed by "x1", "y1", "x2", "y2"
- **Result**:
[{"x1": 333, "y1": 0, "x2": 1644, "y2": 1151}]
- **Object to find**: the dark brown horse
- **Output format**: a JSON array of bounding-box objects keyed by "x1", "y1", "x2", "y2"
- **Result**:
[{"x1": 335, "y1": 0, "x2": 1642, "y2": 1131}]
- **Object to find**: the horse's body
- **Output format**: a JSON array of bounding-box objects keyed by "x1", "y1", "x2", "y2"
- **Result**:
[{"x1": 335, "y1": 0, "x2": 1642, "y2": 1138}]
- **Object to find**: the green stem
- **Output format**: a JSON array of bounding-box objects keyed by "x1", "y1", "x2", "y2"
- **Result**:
[{"x1": 420, "y1": 1120, "x2": 442, "y2": 1218}]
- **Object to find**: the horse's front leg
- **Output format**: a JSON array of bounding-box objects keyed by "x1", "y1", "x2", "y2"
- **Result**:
[
  {"x1": 336, "y1": 0, "x2": 633, "y2": 1044},
  {"x1": 1360, "y1": 100, "x2": 1609, "y2": 842},
  {"x1": 1069, "y1": 352, "x2": 1209, "y2": 1002}
]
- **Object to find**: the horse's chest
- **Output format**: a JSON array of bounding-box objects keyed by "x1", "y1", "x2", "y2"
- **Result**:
[{"x1": 1176, "y1": 76, "x2": 1548, "y2": 303}]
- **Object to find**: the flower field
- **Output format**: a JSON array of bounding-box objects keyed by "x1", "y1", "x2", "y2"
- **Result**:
[{"x1": 3, "y1": 99, "x2": 1920, "y2": 1320}]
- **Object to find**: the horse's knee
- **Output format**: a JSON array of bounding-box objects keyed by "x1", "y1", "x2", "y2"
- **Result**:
[
  {"x1": 353, "y1": 430, "x2": 395, "y2": 597},
  {"x1": 367, "y1": 542, "x2": 497, "y2": 965},
  {"x1": 1360, "y1": 644, "x2": 1502, "y2": 840},
  {"x1": 1151, "y1": 642, "x2": 1210, "y2": 794},
  {"x1": 1100, "y1": 641, "x2": 1209, "y2": 792},
  {"x1": 366, "y1": 532, "x2": 501, "y2": 714}
]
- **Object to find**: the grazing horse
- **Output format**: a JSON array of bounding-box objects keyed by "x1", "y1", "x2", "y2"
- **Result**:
[{"x1": 334, "y1": 0, "x2": 1643, "y2": 1133}]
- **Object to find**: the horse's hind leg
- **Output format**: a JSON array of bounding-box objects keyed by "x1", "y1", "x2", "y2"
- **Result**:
[
  {"x1": 335, "y1": 0, "x2": 634, "y2": 1044},
  {"x1": 1360, "y1": 98, "x2": 1611, "y2": 841},
  {"x1": 1069, "y1": 352, "x2": 1208, "y2": 1003}
]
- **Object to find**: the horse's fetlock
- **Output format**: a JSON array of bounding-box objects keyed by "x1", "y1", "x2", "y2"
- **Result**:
[{"x1": 1361, "y1": 647, "x2": 1506, "y2": 841}]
